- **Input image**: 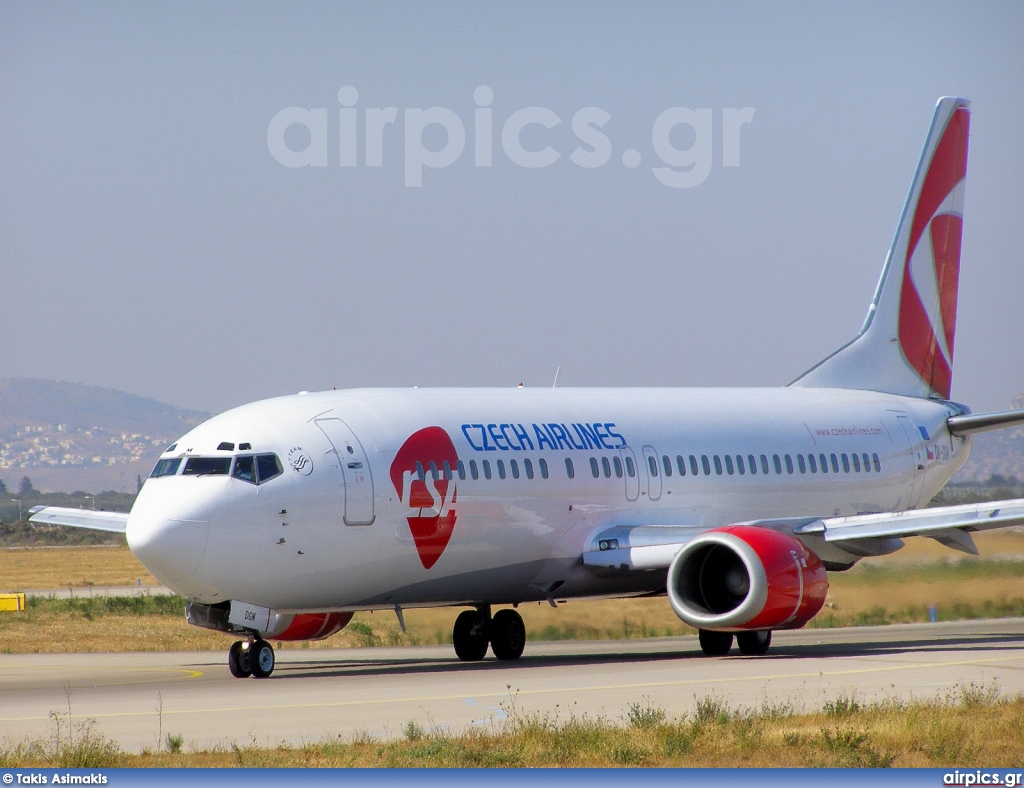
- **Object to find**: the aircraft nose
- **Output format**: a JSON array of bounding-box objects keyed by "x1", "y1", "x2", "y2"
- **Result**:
[{"x1": 126, "y1": 483, "x2": 210, "y2": 589}]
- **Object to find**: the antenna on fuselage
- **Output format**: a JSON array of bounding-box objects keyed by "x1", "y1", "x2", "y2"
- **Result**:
[{"x1": 552, "y1": 366, "x2": 561, "y2": 388}]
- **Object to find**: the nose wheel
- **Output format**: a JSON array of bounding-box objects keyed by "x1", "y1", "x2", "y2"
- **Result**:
[{"x1": 228, "y1": 638, "x2": 276, "y2": 678}]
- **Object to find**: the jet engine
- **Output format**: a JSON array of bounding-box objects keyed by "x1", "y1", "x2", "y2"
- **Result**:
[{"x1": 667, "y1": 526, "x2": 827, "y2": 631}]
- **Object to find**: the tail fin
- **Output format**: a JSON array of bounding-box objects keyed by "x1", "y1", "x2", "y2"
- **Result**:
[{"x1": 792, "y1": 97, "x2": 970, "y2": 400}]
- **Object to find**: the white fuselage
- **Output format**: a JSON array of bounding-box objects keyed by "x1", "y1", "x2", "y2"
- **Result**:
[{"x1": 126, "y1": 386, "x2": 969, "y2": 612}]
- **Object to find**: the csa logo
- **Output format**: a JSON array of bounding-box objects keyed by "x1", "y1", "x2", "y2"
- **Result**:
[{"x1": 389, "y1": 427, "x2": 458, "y2": 569}]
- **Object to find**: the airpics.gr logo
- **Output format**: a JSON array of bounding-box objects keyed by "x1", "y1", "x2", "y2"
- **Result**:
[{"x1": 389, "y1": 427, "x2": 459, "y2": 569}]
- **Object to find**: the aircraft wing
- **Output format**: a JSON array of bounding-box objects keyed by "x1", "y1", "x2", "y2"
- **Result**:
[
  {"x1": 28, "y1": 505, "x2": 129, "y2": 534},
  {"x1": 582, "y1": 497, "x2": 1024, "y2": 571}
]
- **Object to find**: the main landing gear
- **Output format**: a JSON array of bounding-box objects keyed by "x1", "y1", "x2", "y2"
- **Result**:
[
  {"x1": 228, "y1": 637, "x2": 276, "y2": 678},
  {"x1": 698, "y1": 628, "x2": 772, "y2": 657},
  {"x1": 452, "y1": 606, "x2": 526, "y2": 662}
]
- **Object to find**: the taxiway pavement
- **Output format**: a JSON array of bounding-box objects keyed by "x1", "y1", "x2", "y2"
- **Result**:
[{"x1": 1, "y1": 618, "x2": 1022, "y2": 752}]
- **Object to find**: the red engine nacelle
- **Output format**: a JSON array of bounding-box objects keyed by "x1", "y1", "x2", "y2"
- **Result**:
[
  {"x1": 271, "y1": 612, "x2": 354, "y2": 641},
  {"x1": 667, "y1": 526, "x2": 828, "y2": 631}
]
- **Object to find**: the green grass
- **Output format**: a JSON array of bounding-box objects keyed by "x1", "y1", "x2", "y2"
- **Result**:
[
  {"x1": 846, "y1": 557, "x2": 1024, "y2": 584},
  {"x1": 26, "y1": 593, "x2": 185, "y2": 618}
]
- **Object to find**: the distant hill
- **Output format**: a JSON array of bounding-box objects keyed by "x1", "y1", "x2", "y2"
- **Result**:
[
  {"x1": 0, "y1": 378, "x2": 208, "y2": 493},
  {"x1": 0, "y1": 378, "x2": 207, "y2": 435}
]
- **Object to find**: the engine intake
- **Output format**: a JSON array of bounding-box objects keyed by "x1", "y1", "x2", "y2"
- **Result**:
[{"x1": 667, "y1": 526, "x2": 827, "y2": 631}]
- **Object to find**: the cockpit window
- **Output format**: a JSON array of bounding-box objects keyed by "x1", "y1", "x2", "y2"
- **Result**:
[
  {"x1": 256, "y1": 454, "x2": 283, "y2": 483},
  {"x1": 183, "y1": 457, "x2": 232, "y2": 476},
  {"x1": 231, "y1": 453, "x2": 283, "y2": 485},
  {"x1": 232, "y1": 455, "x2": 255, "y2": 483},
  {"x1": 150, "y1": 458, "x2": 181, "y2": 478}
]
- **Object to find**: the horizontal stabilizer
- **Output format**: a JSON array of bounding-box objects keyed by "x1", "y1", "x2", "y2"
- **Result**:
[
  {"x1": 28, "y1": 505, "x2": 129, "y2": 534},
  {"x1": 947, "y1": 408, "x2": 1024, "y2": 436}
]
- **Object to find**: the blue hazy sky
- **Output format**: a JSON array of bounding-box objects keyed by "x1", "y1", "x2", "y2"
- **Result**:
[{"x1": 2, "y1": 2, "x2": 1022, "y2": 414}]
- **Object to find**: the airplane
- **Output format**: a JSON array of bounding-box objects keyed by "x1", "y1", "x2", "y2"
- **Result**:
[{"x1": 31, "y1": 96, "x2": 1024, "y2": 680}]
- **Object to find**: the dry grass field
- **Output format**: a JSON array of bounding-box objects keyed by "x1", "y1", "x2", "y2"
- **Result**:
[
  {"x1": 1, "y1": 530, "x2": 1022, "y2": 654},
  {"x1": 2, "y1": 684, "x2": 1022, "y2": 767}
]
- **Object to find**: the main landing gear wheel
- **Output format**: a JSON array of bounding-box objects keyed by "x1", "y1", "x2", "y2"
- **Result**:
[
  {"x1": 250, "y1": 639, "x2": 276, "y2": 678},
  {"x1": 228, "y1": 640, "x2": 252, "y2": 678},
  {"x1": 698, "y1": 629, "x2": 734, "y2": 656},
  {"x1": 736, "y1": 630, "x2": 772, "y2": 656},
  {"x1": 452, "y1": 610, "x2": 489, "y2": 661},
  {"x1": 490, "y1": 609, "x2": 526, "y2": 660}
]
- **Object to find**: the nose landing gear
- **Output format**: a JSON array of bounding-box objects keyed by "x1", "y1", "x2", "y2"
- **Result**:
[{"x1": 228, "y1": 637, "x2": 276, "y2": 678}]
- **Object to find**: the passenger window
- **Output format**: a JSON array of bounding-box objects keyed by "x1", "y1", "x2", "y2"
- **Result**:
[
  {"x1": 713, "y1": 455, "x2": 723, "y2": 475},
  {"x1": 483, "y1": 460, "x2": 492, "y2": 480},
  {"x1": 797, "y1": 454, "x2": 806, "y2": 474},
  {"x1": 510, "y1": 459, "x2": 520, "y2": 479},
  {"x1": 808, "y1": 454, "x2": 817, "y2": 473},
  {"x1": 497, "y1": 460, "x2": 506, "y2": 480},
  {"x1": 701, "y1": 455, "x2": 711, "y2": 475},
  {"x1": 150, "y1": 458, "x2": 181, "y2": 478},
  {"x1": 443, "y1": 461, "x2": 453, "y2": 481},
  {"x1": 662, "y1": 455, "x2": 672, "y2": 477},
  {"x1": 415, "y1": 461, "x2": 425, "y2": 482},
  {"x1": 785, "y1": 455, "x2": 794, "y2": 474},
  {"x1": 862, "y1": 453, "x2": 871, "y2": 472},
  {"x1": 232, "y1": 456, "x2": 255, "y2": 483},
  {"x1": 873, "y1": 453, "x2": 881, "y2": 472},
  {"x1": 690, "y1": 455, "x2": 699, "y2": 476},
  {"x1": 457, "y1": 460, "x2": 466, "y2": 481},
  {"x1": 852, "y1": 453, "x2": 861, "y2": 472},
  {"x1": 613, "y1": 456, "x2": 623, "y2": 478},
  {"x1": 676, "y1": 455, "x2": 686, "y2": 476},
  {"x1": 748, "y1": 454, "x2": 757, "y2": 475},
  {"x1": 841, "y1": 453, "x2": 850, "y2": 473},
  {"x1": 760, "y1": 454, "x2": 769, "y2": 475},
  {"x1": 565, "y1": 458, "x2": 575, "y2": 479},
  {"x1": 648, "y1": 455, "x2": 659, "y2": 477},
  {"x1": 183, "y1": 457, "x2": 232, "y2": 476},
  {"x1": 470, "y1": 460, "x2": 479, "y2": 480},
  {"x1": 429, "y1": 461, "x2": 439, "y2": 481},
  {"x1": 830, "y1": 454, "x2": 839, "y2": 473},
  {"x1": 736, "y1": 455, "x2": 745, "y2": 475},
  {"x1": 625, "y1": 456, "x2": 636, "y2": 477},
  {"x1": 539, "y1": 458, "x2": 549, "y2": 479},
  {"x1": 724, "y1": 455, "x2": 734, "y2": 475},
  {"x1": 524, "y1": 458, "x2": 535, "y2": 480},
  {"x1": 590, "y1": 457, "x2": 600, "y2": 478},
  {"x1": 820, "y1": 453, "x2": 829, "y2": 474},
  {"x1": 602, "y1": 457, "x2": 612, "y2": 478},
  {"x1": 773, "y1": 454, "x2": 782, "y2": 474}
]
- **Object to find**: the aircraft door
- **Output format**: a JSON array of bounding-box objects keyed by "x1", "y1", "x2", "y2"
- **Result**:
[
  {"x1": 895, "y1": 414, "x2": 924, "y2": 509},
  {"x1": 619, "y1": 446, "x2": 640, "y2": 502},
  {"x1": 642, "y1": 445, "x2": 663, "y2": 501},
  {"x1": 315, "y1": 418, "x2": 376, "y2": 525}
]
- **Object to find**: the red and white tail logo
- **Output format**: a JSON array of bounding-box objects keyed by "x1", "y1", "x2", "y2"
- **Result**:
[
  {"x1": 898, "y1": 106, "x2": 969, "y2": 399},
  {"x1": 791, "y1": 98, "x2": 971, "y2": 401}
]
